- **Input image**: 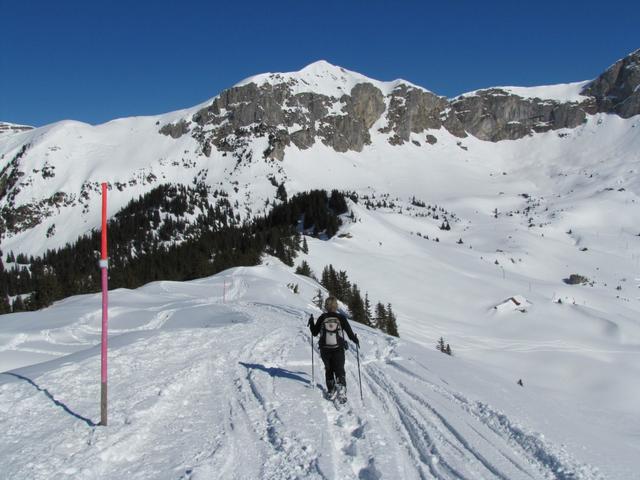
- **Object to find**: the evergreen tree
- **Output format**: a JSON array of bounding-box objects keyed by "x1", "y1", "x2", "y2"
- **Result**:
[
  {"x1": 276, "y1": 183, "x2": 288, "y2": 202},
  {"x1": 12, "y1": 296, "x2": 25, "y2": 312},
  {"x1": 364, "y1": 293, "x2": 372, "y2": 327},
  {"x1": 329, "y1": 189, "x2": 348, "y2": 214},
  {"x1": 31, "y1": 272, "x2": 62, "y2": 309},
  {"x1": 385, "y1": 303, "x2": 399, "y2": 337},
  {"x1": 437, "y1": 336, "x2": 446, "y2": 352},
  {"x1": 294, "y1": 231, "x2": 302, "y2": 251},
  {"x1": 321, "y1": 265, "x2": 333, "y2": 294},
  {"x1": 301, "y1": 236, "x2": 309, "y2": 254},
  {"x1": 336, "y1": 270, "x2": 351, "y2": 302},
  {"x1": 313, "y1": 289, "x2": 324, "y2": 309},
  {"x1": 445, "y1": 343, "x2": 452, "y2": 355},
  {"x1": 348, "y1": 284, "x2": 367, "y2": 325},
  {"x1": 375, "y1": 302, "x2": 387, "y2": 331},
  {"x1": 0, "y1": 295, "x2": 10, "y2": 314},
  {"x1": 295, "y1": 260, "x2": 314, "y2": 278}
]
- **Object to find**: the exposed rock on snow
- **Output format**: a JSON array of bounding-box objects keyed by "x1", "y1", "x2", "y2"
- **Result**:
[
  {"x1": 583, "y1": 48, "x2": 640, "y2": 118},
  {"x1": 0, "y1": 122, "x2": 34, "y2": 136},
  {"x1": 449, "y1": 89, "x2": 592, "y2": 141}
]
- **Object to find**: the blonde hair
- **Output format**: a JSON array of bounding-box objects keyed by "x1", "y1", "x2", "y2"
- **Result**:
[{"x1": 324, "y1": 296, "x2": 338, "y2": 313}]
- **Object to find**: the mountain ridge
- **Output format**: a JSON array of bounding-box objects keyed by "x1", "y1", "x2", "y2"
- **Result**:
[
  {"x1": 158, "y1": 49, "x2": 640, "y2": 154},
  {"x1": 0, "y1": 49, "x2": 638, "y2": 256}
]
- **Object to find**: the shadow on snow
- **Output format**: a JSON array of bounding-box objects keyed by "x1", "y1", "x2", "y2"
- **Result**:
[
  {"x1": 239, "y1": 362, "x2": 310, "y2": 385},
  {"x1": 3, "y1": 372, "x2": 97, "y2": 427}
]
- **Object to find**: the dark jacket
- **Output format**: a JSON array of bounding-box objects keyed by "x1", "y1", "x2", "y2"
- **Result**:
[{"x1": 311, "y1": 312, "x2": 358, "y2": 350}]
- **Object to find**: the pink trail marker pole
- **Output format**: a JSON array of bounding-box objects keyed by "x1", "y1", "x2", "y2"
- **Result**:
[{"x1": 100, "y1": 183, "x2": 109, "y2": 426}]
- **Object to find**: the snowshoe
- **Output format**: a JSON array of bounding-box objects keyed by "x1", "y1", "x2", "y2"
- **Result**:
[
  {"x1": 326, "y1": 389, "x2": 337, "y2": 401},
  {"x1": 336, "y1": 384, "x2": 347, "y2": 404}
]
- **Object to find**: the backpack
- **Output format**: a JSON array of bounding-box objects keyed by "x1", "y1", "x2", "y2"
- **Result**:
[{"x1": 322, "y1": 316, "x2": 343, "y2": 349}]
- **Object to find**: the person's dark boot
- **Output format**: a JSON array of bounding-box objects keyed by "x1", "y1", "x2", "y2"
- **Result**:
[
  {"x1": 326, "y1": 378, "x2": 336, "y2": 399},
  {"x1": 336, "y1": 378, "x2": 347, "y2": 403}
]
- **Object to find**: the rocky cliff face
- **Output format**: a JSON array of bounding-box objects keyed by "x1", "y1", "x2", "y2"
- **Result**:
[
  {"x1": 449, "y1": 89, "x2": 595, "y2": 141},
  {"x1": 159, "y1": 50, "x2": 639, "y2": 158},
  {"x1": 185, "y1": 79, "x2": 389, "y2": 160},
  {"x1": 583, "y1": 49, "x2": 640, "y2": 118}
]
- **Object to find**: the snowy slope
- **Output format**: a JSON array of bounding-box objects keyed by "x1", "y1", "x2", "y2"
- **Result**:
[
  {"x1": 457, "y1": 80, "x2": 591, "y2": 102},
  {"x1": 0, "y1": 263, "x2": 624, "y2": 479}
]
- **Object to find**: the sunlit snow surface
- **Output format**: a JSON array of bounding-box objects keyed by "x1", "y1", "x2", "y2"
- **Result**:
[{"x1": 0, "y1": 263, "x2": 625, "y2": 479}]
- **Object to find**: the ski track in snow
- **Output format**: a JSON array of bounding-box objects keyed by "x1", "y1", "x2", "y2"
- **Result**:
[{"x1": 0, "y1": 292, "x2": 604, "y2": 479}]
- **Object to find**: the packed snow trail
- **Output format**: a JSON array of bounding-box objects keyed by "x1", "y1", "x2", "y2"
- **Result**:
[{"x1": 0, "y1": 266, "x2": 604, "y2": 479}]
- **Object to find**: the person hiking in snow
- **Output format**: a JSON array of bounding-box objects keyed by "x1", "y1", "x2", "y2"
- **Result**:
[{"x1": 308, "y1": 296, "x2": 359, "y2": 401}]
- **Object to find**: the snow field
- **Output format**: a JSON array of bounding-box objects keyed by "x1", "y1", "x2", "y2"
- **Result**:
[{"x1": 0, "y1": 265, "x2": 612, "y2": 479}]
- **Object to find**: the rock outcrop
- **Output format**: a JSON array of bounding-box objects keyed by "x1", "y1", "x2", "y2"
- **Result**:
[
  {"x1": 0, "y1": 122, "x2": 34, "y2": 136},
  {"x1": 582, "y1": 49, "x2": 640, "y2": 118},
  {"x1": 159, "y1": 119, "x2": 189, "y2": 139},
  {"x1": 449, "y1": 89, "x2": 594, "y2": 141},
  {"x1": 158, "y1": 50, "x2": 640, "y2": 158},
  {"x1": 379, "y1": 85, "x2": 451, "y2": 141},
  {"x1": 188, "y1": 80, "x2": 388, "y2": 158}
]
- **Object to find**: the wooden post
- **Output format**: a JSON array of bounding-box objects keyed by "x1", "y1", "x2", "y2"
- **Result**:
[{"x1": 100, "y1": 183, "x2": 109, "y2": 426}]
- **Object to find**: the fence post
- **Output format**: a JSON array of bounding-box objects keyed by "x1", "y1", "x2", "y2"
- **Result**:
[{"x1": 100, "y1": 183, "x2": 109, "y2": 426}]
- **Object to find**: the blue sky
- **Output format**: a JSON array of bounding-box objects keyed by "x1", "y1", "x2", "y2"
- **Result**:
[{"x1": 1, "y1": 0, "x2": 638, "y2": 126}]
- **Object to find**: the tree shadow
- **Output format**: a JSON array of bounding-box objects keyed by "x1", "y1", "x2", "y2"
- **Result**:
[
  {"x1": 3, "y1": 372, "x2": 97, "y2": 427},
  {"x1": 239, "y1": 362, "x2": 310, "y2": 385}
]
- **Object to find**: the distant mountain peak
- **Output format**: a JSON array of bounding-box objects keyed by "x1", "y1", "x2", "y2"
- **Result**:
[
  {"x1": 235, "y1": 59, "x2": 423, "y2": 98},
  {"x1": 297, "y1": 59, "x2": 346, "y2": 74}
]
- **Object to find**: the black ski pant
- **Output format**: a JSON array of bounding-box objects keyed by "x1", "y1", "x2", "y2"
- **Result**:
[{"x1": 320, "y1": 347, "x2": 346, "y2": 392}]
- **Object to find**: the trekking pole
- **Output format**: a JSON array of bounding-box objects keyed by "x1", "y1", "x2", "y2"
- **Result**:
[
  {"x1": 310, "y1": 334, "x2": 315, "y2": 390},
  {"x1": 308, "y1": 315, "x2": 315, "y2": 390},
  {"x1": 356, "y1": 343, "x2": 364, "y2": 404}
]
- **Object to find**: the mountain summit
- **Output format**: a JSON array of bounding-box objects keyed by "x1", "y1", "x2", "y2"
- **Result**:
[{"x1": 235, "y1": 59, "x2": 423, "y2": 98}]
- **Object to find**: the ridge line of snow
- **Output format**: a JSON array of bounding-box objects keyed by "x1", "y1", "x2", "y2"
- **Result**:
[{"x1": 454, "y1": 80, "x2": 592, "y2": 102}]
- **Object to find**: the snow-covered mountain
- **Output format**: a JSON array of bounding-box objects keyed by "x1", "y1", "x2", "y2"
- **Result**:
[
  {"x1": 1, "y1": 49, "x2": 640, "y2": 478},
  {"x1": 0, "y1": 49, "x2": 639, "y2": 256}
]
